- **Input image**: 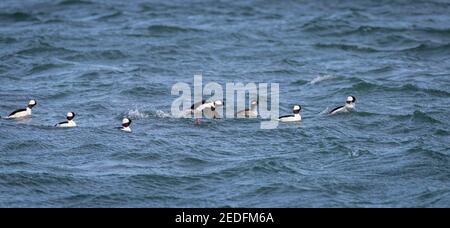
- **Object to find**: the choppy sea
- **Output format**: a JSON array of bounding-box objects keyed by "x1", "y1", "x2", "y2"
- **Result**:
[{"x1": 1, "y1": 0, "x2": 449, "y2": 207}]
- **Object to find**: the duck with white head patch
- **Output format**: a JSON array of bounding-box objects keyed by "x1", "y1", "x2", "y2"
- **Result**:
[
  {"x1": 193, "y1": 100, "x2": 223, "y2": 124},
  {"x1": 3, "y1": 100, "x2": 37, "y2": 119},
  {"x1": 237, "y1": 100, "x2": 258, "y2": 118},
  {"x1": 279, "y1": 105, "x2": 302, "y2": 122},
  {"x1": 55, "y1": 112, "x2": 77, "y2": 128},
  {"x1": 120, "y1": 117, "x2": 132, "y2": 133},
  {"x1": 329, "y1": 96, "x2": 356, "y2": 115}
]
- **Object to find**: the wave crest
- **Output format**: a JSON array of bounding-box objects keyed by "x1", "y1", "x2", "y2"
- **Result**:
[{"x1": 310, "y1": 75, "x2": 335, "y2": 85}]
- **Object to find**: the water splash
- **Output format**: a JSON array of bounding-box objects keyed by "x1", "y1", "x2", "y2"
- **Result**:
[
  {"x1": 155, "y1": 110, "x2": 172, "y2": 118},
  {"x1": 126, "y1": 108, "x2": 149, "y2": 119}
]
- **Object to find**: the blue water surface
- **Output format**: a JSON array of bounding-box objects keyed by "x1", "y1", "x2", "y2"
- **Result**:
[{"x1": 1, "y1": 0, "x2": 450, "y2": 207}]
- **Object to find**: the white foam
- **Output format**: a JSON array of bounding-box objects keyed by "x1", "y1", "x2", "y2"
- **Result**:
[
  {"x1": 155, "y1": 110, "x2": 172, "y2": 118},
  {"x1": 127, "y1": 108, "x2": 149, "y2": 119},
  {"x1": 309, "y1": 75, "x2": 334, "y2": 85}
]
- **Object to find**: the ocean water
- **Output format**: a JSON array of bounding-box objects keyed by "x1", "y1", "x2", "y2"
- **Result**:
[{"x1": 1, "y1": 0, "x2": 450, "y2": 208}]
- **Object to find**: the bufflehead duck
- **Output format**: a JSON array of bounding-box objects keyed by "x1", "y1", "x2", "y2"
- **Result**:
[
  {"x1": 194, "y1": 100, "x2": 223, "y2": 124},
  {"x1": 120, "y1": 117, "x2": 132, "y2": 132},
  {"x1": 237, "y1": 100, "x2": 258, "y2": 118},
  {"x1": 5, "y1": 100, "x2": 37, "y2": 119},
  {"x1": 279, "y1": 105, "x2": 302, "y2": 122},
  {"x1": 329, "y1": 96, "x2": 356, "y2": 115},
  {"x1": 184, "y1": 100, "x2": 206, "y2": 117},
  {"x1": 55, "y1": 112, "x2": 77, "y2": 128}
]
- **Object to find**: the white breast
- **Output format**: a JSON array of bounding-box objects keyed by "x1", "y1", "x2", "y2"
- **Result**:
[{"x1": 121, "y1": 127, "x2": 132, "y2": 132}]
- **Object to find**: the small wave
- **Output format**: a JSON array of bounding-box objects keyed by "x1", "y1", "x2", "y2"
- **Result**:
[
  {"x1": 93, "y1": 50, "x2": 127, "y2": 60},
  {"x1": 348, "y1": 81, "x2": 450, "y2": 97},
  {"x1": 421, "y1": 27, "x2": 450, "y2": 35},
  {"x1": 281, "y1": 58, "x2": 303, "y2": 66},
  {"x1": 434, "y1": 129, "x2": 449, "y2": 137},
  {"x1": 315, "y1": 43, "x2": 379, "y2": 53},
  {"x1": 70, "y1": 143, "x2": 110, "y2": 153},
  {"x1": 2, "y1": 140, "x2": 55, "y2": 153},
  {"x1": 354, "y1": 25, "x2": 399, "y2": 34},
  {"x1": 260, "y1": 69, "x2": 300, "y2": 76},
  {"x1": 326, "y1": 25, "x2": 450, "y2": 37},
  {"x1": 28, "y1": 63, "x2": 62, "y2": 74},
  {"x1": 216, "y1": 159, "x2": 297, "y2": 176},
  {"x1": 292, "y1": 79, "x2": 309, "y2": 85},
  {"x1": 54, "y1": 59, "x2": 125, "y2": 72},
  {"x1": 147, "y1": 25, "x2": 204, "y2": 34},
  {"x1": 401, "y1": 84, "x2": 450, "y2": 97},
  {"x1": 250, "y1": 159, "x2": 298, "y2": 174},
  {"x1": 350, "y1": 80, "x2": 380, "y2": 91},
  {"x1": 363, "y1": 66, "x2": 395, "y2": 74},
  {"x1": 119, "y1": 85, "x2": 167, "y2": 97},
  {"x1": 58, "y1": 0, "x2": 93, "y2": 5},
  {"x1": 42, "y1": 90, "x2": 72, "y2": 100},
  {"x1": 0, "y1": 37, "x2": 17, "y2": 44},
  {"x1": 410, "y1": 110, "x2": 441, "y2": 124},
  {"x1": 406, "y1": 146, "x2": 450, "y2": 161},
  {"x1": 0, "y1": 160, "x2": 30, "y2": 167},
  {"x1": 301, "y1": 17, "x2": 352, "y2": 33},
  {"x1": 0, "y1": 172, "x2": 79, "y2": 188},
  {"x1": 333, "y1": 25, "x2": 408, "y2": 36},
  {"x1": 354, "y1": 111, "x2": 381, "y2": 117},
  {"x1": 309, "y1": 75, "x2": 335, "y2": 85},
  {"x1": 111, "y1": 152, "x2": 162, "y2": 161},
  {"x1": 78, "y1": 71, "x2": 100, "y2": 81},
  {"x1": 97, "y1": 12, "x2": 123, "y2": 21},
  {"x1": 68, "y1": 50, "x2": 128, "y2": 61},
  {"x1": 17, "y1": 41, "x2": 73, "y2": 56},
  {"x1": 0, "y1": 12, "x2": 37, "y2": 22},
  {"x1": 84, "y1": 103, "x2": 110, "y2": 113},
  {"x1": 41, "y1": 19, "x2": 65, "y2": 24},
  {"x1": 177, "y1": 157, "x2": 209, "y2": 166},
  {"x1": 402, "y1": 43, "x2": 450, "y2": 53}
]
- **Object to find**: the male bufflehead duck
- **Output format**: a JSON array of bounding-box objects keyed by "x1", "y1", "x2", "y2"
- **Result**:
[
  {"x1": 194, "y1": 100, "x2": 223, "y2": 124},
  {"x1": 4, "y1": 100, "x2": 37, "y2": 119},
  {"x1": 329, "y1": 96, "x2": 356, "y2": 115},
  {"x1": 120, "y1": 117, "x2": 132, "y2": 133},
  {"x1": 237, "y1": 100, "x2": 258, "y2": 118},
  {"x1": 279, "y1": 105, "x2": 302, "y2": 122},
  {"x1": 55, "y1": 112, "x2": 77, "y2": 128}
]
